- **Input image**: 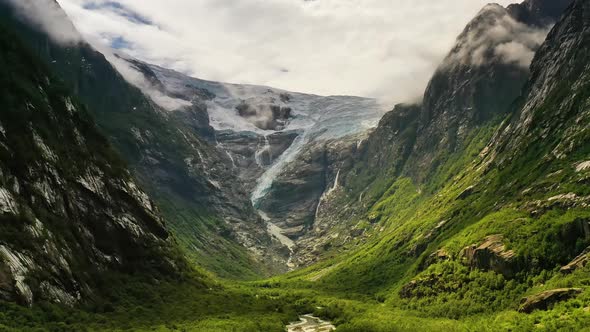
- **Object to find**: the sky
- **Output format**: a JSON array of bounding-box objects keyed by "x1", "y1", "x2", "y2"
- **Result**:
[{"x1": 55, "y1": 0, "x2": 516, "y2": 103}]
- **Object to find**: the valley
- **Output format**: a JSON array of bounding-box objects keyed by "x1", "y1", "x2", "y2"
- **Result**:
[{"x1": 0, "y1": 0, "x2": 589, "y2": 331}]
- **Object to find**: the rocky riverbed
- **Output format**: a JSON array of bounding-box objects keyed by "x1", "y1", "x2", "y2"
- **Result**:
[{"x1": 286, "y1": 315, "x2": 336, "y2": 332}]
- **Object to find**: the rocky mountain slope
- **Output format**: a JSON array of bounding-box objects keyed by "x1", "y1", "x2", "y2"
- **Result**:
[
  {"x1": 0, "y1": 0, "x2": 288, "y2": 278},
  {"x1": 287, "y1": 0, "x2": 575, "y2": 267},
  {"x1": 0, "y1": 21, "x2": 183, "y2": 307}
]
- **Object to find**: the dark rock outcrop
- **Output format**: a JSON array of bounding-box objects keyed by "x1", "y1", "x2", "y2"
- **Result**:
[
  {"x1": 508, "y1": 0, "x2": 573, "y2": 27},
  {"x1": 259, "y1": 135, "x2": 361, "y2": 240},
  {"x1": 561, "y1": 247, "x2": 590, "y2": 274},
  {"x1": 519, "y1": 288, "x2": 583, "y2": 313},
  {"x1": 236, "y1": 101, "x2": 292, "y2": 131},
  {"x1": 461, "y1": 235, "x2": 516, "y2": 277}
]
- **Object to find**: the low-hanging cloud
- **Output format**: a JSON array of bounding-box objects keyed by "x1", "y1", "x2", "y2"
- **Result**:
[
  {"x1": 3, "y1": 0, "x2": 191, "y2": 111},
  {"x1": 494, "y1": 41, "x2": 537, "y2": 68},
  {"x1": 5, "y1": 0, "x2": 81, "y2": 45},
  {"x1": 105, "y1": 52, "x2": 192, "y2": 111},
  {"x1": 443, "y1": 4, "x2": 550, "y2": 70},
  {"x1": 55, "y1": 0, "x2": 516, "y2": 105}
]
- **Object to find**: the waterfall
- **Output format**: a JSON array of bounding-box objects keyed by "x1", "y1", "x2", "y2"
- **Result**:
[
  {"x1": 216, "y1": 141, "x2": 237, "y2": 168},
  {"x1": 314, "y1": 199, "x2": 322, "y2": 220},
  {"x1": 225, "y1": 150, "x2": 236, "y2": 168},
  {"x1": 326, "y1": 168, "x2": 340, "y2": 196},
  {"x1": 254, "y1": 134, "x2": 272, "y2": 167},
  {"x1": 314, "y1": 168, "x2": 341, "y2": 221}
]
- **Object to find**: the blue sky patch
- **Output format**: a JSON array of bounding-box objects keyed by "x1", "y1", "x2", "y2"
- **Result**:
[{"x1": 83, "y1": 1, "x2": 155, "y2": 26}]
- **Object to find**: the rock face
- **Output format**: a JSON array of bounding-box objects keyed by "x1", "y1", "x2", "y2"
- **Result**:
[
  {"x1": 258, "y1": 135, "x2": 363, "y2": 239},
  {"x1": 508, "y1": 0, "x2": 573, "y2": 27},
  {"x1": 461, "y1": 235, "x2": 517, "y2": 277},
  {"x1": 560, "y1": 247, "x2": 590, "y2": 274},
  {"x1": 0, "y1": 24, "x2": 180, "y2": 306},
  {"x1": 519, "y1": 288, "x2": 583, "y2": 313},
  {"x1": 398, "y1": 0, "x2": 572, "y2": 182},
  {"x1": 485, "y1": 0, "x2": 589, "y2": 166},
  {"x1": 216, "y1": 130, "x2": 299, "y2": 191},
  {"x1": 236, "y1": 101, "x2": 292, "y2": 131}
]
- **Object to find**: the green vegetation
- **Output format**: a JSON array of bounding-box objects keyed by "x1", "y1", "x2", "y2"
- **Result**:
[
  {"x1": 156, "y1": 196, "x2": 269, "y2": 280},
  {"x1": 0, "y1": 272, "x2": 300, "y2": 332}
]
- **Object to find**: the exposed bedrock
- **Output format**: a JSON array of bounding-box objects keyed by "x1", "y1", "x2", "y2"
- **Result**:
[{"x1": 258, "y1": 135, "x2": 363, "y2": 239}]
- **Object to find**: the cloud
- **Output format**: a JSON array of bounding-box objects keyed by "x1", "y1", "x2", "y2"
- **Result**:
[
  {"x1": 5, "y1": 0, "x2": 81, "y2": 45},
  {"x1": 106, "y1": 53, "x2": 192, "y2": 110},
  {"x1": 442, "y1": 4, "x2": 550, "y2": 69},
  {"x1": 3, "y1": 0, "x2": 190, "y2": 110},
  {"x1": 55, "y1": 0, "x2": 516, "y2": 105},
  {"x1": 494, "y1": 41, "x2": 537, "y2": 68}
]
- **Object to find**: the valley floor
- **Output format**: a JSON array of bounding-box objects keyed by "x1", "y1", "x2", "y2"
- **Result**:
[{"x1": 2, "y1": 263, "x2": 589, "y2": 332}]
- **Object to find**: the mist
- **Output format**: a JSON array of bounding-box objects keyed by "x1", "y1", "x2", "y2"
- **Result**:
[
  {"x1": 442, "y1": 4, "x2": 550, "y2": 70},
  {"x1": 6, "y1": 0, "x2": 81, "y2": 45}
]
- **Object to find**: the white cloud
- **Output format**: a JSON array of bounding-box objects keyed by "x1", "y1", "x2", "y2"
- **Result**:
[
  {"x1": 107, "y1": 53, "x2": 192, "y2": 110},
  {"x1": 7, "y1": 0, "x2": 81, "y2": 44},
  {"x1": 495, "y1": 41, "x2": 537, "y2": 68},
  {"x1": 56, "y1": 0, "x2": 516, "y2": 104},
  {"x1": 442, "y1": 4, "x2": 550, "y2": 70}
]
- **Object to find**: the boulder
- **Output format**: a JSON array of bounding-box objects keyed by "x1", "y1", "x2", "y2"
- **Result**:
[
  {"x1": 461, "y1": 235, "x2": 516, "y2": 277},
  {"x1": 421, "y1": 249, "x2": 451, "y2": 270},
  {"x1": 560, "y1": 247, "x2": 590, "y2": 274},
  {"x1": 519, "y1": 288, "x2": 583, "y2": 313},
  {"x1": 457, "y1": 185, "x2": 476, "y2": 200}
]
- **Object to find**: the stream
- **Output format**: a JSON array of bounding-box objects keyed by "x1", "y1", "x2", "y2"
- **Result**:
[{"x1": 286, "y1": 314, "x2": 336, "y2": 332}]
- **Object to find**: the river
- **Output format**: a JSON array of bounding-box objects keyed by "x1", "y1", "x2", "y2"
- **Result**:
[{"x1": 286, "y1": 314, "x2": 336, "y2": 332}]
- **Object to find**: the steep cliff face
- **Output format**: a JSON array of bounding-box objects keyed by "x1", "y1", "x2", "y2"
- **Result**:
[
  {"x1": 390, "y1": 0, "x2": 572, "y2": 183},
  {"x1": 368, "y1": 0, "x2": 572, "y2": 184},
  {"x1": 411, "y1": 3, "x2": 539, "y2": 179},
  {"x1": 0, "y1": 23, "x2": 182, "y2": 307},
  {"x1": 489, "y1": 0, "x2": 590, "y2": 166},
  {"x1": 508, "y1": 0, "x2": 572, "y2": 26},
  {"x1": 0, "y1": 1, "x2": 286, "y2": 278},
  {"x1": 258, "y1": 135, "x2": 363, "y2": 239}
]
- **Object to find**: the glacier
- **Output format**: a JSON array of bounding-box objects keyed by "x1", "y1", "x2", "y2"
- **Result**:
[{"x1": 144, "y1": 64, "x2": 388, "y2": 206}]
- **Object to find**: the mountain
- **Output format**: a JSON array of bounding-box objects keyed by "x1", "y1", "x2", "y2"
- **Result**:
[
  {"x1": 287, "y1": 0, "x2": 576, "y2": 267},
  {"x1": 0, "y1": 18, "x2": 183, "y2": 307},
  {"x1": 119, "y1": 57, "x2": 386, "y2": 267},
  {"x1": 0, "y1": 0, "x2": 288, "y2": 278},
  {"x1": 2, "y1": 0, "x2": 590, "y2": 330},
  {"x1": 507, "y1": 0, "x2": 573, "y2": 26}
]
